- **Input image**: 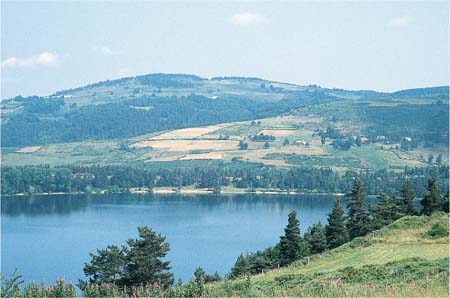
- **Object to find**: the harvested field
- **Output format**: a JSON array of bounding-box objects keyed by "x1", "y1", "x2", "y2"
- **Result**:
[
  {"x1": 132, "y1": 139, "x2": 238, "y2": 152},
  {"x1": 151, "y1": 124, "x2": 230, "y2": 140},
  {"x1": 258, "y1": 129, "x2": 296, "y2": 136},
  {"x1": 180, "y1": 152, "x2": 223, "y2": 160},
  {"x1": 238, "y1": 145, "x2": 327, "y2": 166},
  {"x1": 17, "y1": 146, "x2": 41, "y2": 153}
]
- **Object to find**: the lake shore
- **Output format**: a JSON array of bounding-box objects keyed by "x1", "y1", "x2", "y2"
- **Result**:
[{"x1": 4, "y1": 187, "x2": 346, "y2": 197}]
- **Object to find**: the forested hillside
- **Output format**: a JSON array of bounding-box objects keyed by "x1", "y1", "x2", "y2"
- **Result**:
[
  {"x1": 1, "y1": 74, "x2": 349, "y2": 147},
  {"x1": 2, "y1": 73, "x2": 447, "y2": 148}
]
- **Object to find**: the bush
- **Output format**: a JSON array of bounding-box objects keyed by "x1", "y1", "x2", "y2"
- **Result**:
[{"x1": 425, "y1": 223, "x2": 448, "y2": 238}]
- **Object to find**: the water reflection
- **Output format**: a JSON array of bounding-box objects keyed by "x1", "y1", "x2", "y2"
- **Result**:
[{"x1": 1, "y1": 193, "x2": 337, "y2": 217}]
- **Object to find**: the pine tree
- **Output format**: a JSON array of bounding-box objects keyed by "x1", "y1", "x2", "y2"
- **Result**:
[
  {"x1": 279, "y1": 211, "x2": 309, "y2": 266},
  {"x1": 230, "y1": 254, "x2": 250, "y2": 278},
  {"x1": 368, "y1": 193, "x2": 401, "y2": 230},
  {"x1": 83, "y1": 245, "x2": 127, "y2": 285},
  {"x1": 442, "y1": 190, "x2": 449, "y2": 213},
  {"x1": 421, "y1": 177, "x2": 442, "y2": 215},
  {"x1": 398, "y1": 181, "x2": 418, "y2": 216},
  {"x1": 304, "y1": 222, "x2": 328, "y2": 254},
  {"x1": 346, "y1": 180, "x2": 370, "y2": 239},
  {"x1": 325, "y1": 198, "x2": 349, "y2": 249},
  {"x1": 83, "y1": 226, "x2": 174, "y2": 289},
  {"x1": 124, "y1": 227, "x2": 174, "y2": 289}
]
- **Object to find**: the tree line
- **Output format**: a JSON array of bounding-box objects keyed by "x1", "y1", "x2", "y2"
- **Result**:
[
  {"x1": 1, "y1": 94, "x2": 294, "y2": 147},
  {"x1": 1, "y1": 165, "x2": 448, "y2": 197}
]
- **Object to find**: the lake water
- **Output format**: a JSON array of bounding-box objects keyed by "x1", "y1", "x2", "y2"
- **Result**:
[{"x1": 1, "y1": 193, "x2": 337, "y2": 284}]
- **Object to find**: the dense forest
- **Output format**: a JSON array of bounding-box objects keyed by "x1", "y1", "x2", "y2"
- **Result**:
[
  {"x1": 1, "y1": 165, "x2": 447, "y2": 196},
  {"x1": 1, "y1": 95, "x2": 297, "y2": 147}
]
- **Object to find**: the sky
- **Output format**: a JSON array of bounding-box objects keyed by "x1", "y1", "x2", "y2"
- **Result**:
[{"x1": 1, "y1": 1, "x2": 449, "y2": 98}]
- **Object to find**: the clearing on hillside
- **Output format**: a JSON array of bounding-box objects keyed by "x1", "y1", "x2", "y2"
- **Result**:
[{"x1": 132, "y1": 139, "x2": 239, "y2": 152}]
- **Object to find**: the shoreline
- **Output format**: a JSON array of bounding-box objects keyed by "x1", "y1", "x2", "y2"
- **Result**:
[{"x1": 3, "y1": 187, "x2": 346, "y2": 197}]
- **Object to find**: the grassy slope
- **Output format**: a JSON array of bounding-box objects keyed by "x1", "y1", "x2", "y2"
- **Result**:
[{"x1": 208, "y1": 212, "x2": 449, "y2": 297}]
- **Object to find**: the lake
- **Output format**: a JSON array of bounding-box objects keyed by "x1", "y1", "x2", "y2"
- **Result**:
[{"x1": 1, "y1": 193, "x2": 337, "y2": 284}]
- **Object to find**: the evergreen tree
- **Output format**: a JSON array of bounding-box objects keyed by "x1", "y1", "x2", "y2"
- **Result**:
[
  {"x1": 346, "y1": 180, "x2": 370, "y2": 239},
  {"x1": 325, "y1": 198, "x2": 349, "y2": 249},
  {"x1": 238, "y1": 140, "x2": 248, "y2": 150},
  {"x1": 83, "y1": 245, "x2": 127, "y2": 285},
  {"x1": 263, "y1": 142, "x2": 270, "y2": 149},
  {"x1": 398, "y1": 181, "x2": 418, "y2": 216},
  {"x1": 368, "y1": 193, "x2": 401, "y2": 230},
  {"x1": 83, "y1": 226, "x2": 173, "y2": 289},
  {"x1": 279, "y1": 211, "x2": 309, "y2": 266},
  {"x1": 124, "y1": 227, "x2": 174, "y2": 289},
  {"x1": 442, "y1": 190, "x2": 449, "y2": 213},
  {"x1": 283, "y1": 138, "x2": 290, "y2": 146},
  {"x1": 421, "y1": 177, "x2": 442, "y2": 215},
  {"x1": 230, "y1": 254, "x2": 250, "y2": 278},
  {"x1": 304, "y1": 222, "x2": 328, "y2": 254},
  {"x1": 193, "y1": 267, "x2": 205, "y2": 283}
]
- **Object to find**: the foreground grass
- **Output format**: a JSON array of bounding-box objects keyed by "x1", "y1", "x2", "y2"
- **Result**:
[{"x1": 208, "y1": 212, "x2": 449, "y2": 297}]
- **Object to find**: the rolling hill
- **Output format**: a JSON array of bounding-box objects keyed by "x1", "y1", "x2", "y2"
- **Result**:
[{"x1": 1, "y1": 74, "x2": 448, "y2": 172}]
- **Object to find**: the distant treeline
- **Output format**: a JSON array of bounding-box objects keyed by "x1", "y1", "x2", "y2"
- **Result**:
[
  {"x1": 1, "y1": 165, "x2": 448, "y2": 196},
  {"x1": 1, "y1": 95, "x2": 291, "y2": 147}
]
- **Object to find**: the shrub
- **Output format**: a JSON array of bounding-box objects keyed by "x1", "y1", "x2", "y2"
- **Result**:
[{"x1": 425, "y1": 223, "x2": 448, "y2": 238}]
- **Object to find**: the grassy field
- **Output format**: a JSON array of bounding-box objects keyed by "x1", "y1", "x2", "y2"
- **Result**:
[
  {"x1": 2, "y1": 98, "x2": 448, "y2": 170},
  {"x1": 207, "y1": 212, "x2": 449, "y2": 297}
]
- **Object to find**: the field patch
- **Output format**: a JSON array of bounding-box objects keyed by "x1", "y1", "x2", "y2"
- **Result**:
[
  {"x1": 132, "y1": 139, "x2": 238, "y2": 152},
  {"x1": 16, "y1": 146, "x2": 42, "y2": 153},
  {"x1": 258, "y1": 129, "x2": 296, "y2": 137},
  {"x1": 180, "y1": 152, "x2": 223, "y2": 160},
  {"x1": 151, "y1": 124, "x2": 231, "y2": 140}
]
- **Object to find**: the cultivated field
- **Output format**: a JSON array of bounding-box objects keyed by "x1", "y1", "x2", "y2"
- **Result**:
[{"x1": 2, "y1": 97, "x2": 448, "y2": 171}]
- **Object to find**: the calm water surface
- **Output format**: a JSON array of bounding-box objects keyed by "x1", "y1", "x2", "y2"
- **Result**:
[{"x1": 2, "y1": 193, "x2": 336, "y2": 284}]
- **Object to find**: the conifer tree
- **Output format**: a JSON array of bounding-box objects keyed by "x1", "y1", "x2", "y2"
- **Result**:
[
  {"x1": 304, "y1": 222, "x2": 328, "y2": 254},
  {"x1": 442, "y1": 190, "x2": 449, "y2": 213},
  {"x1": 346, "y1": 180, "x2": 370, "y2": 239},
  {"x1": 325, "y1": 198, "x2": 349, "y2": 249},
  {"x1": 279, "y1": 211, "x2": 309, "y2": 266},
  {"x1": 83, "y1": 226, "x2": 174, "y2": 289},
  {"x1": 230, "y1": 254, "x2": 250, "y2": 278},
  {"x1": 369, "y1": 193, "x2": 401, "y2": 230},
  {"x1": 124, "y1": 227, "x2": 174, "y2": 289},
  {"x1": 421, "y1": 177, "x2": 442, "y2": 215},
  {"x1": 398, "y1": 181, "x2": 418, "y2": 216}
]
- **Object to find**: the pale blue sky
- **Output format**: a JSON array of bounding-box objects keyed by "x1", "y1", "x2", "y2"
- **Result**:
[{"x1": 1, "y1": 1, "x2": 448, "y2": 98}]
